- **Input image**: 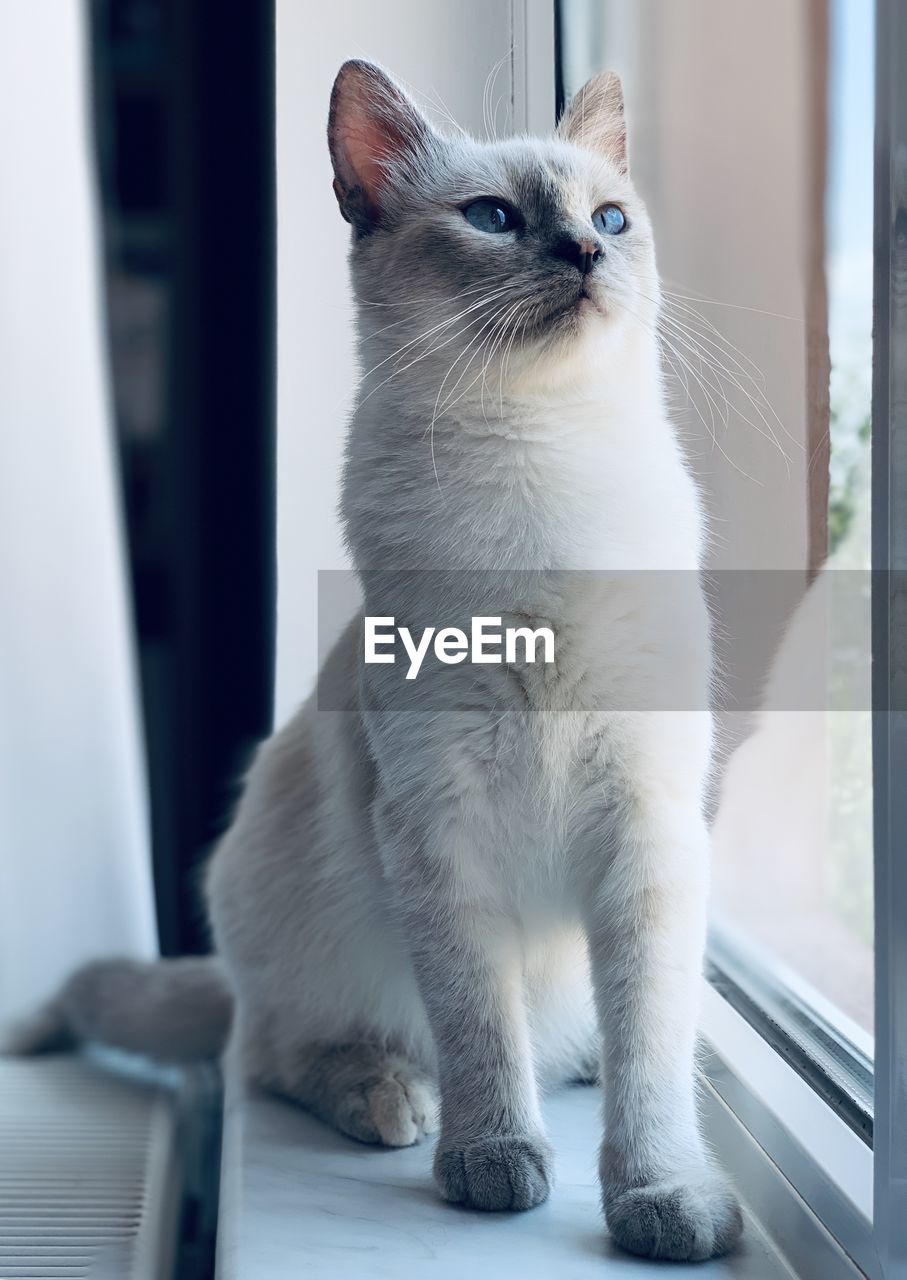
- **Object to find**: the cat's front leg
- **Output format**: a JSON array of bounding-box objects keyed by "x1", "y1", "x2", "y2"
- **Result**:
[
  {"x1": 375, "y1": 793, "x2": 553, "y2": 1213},
  {"x1": 587, "y1": 796, "x2": 743, "y2": 1262}
]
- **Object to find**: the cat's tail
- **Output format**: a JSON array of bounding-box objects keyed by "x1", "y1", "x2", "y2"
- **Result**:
[{"x1": 0, "y1": 956, "x2": 234, "y2": 1062}]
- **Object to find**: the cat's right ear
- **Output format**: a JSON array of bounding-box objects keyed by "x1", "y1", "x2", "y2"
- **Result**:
[
  {"x1": 328, "y1": 60, "x2": 433, "y2": 234},
  {"x1": 557, "y1": 71, "x2": 628, "y2": 174}
]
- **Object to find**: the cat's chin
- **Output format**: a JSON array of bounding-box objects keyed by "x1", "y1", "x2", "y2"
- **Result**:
[
  {"x1": 537, "y1": 289, "x2": 603, "y2": 334},
  {"x1": 504, "y1": 305, "x2": 642, "y2": 396},
  {"x1": 530, "y1": 291, "x2": 615, "y2": 360}
]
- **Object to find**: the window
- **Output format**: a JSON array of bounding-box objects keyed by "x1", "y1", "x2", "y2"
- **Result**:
[
  {"x1": 709, "y1": 0, "x2": 875, "y2": 1057},
  {"x1": 558, "y1": 0, "x2": 902, "y2": 1272},
  {"x1": 563, "y1": 0, "x2": 873, "y2": 1052}
]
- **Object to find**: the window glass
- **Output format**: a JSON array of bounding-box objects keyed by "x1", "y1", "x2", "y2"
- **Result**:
[{"x1": 561, "y1": 0, "x2": 874, "y2": 1043}]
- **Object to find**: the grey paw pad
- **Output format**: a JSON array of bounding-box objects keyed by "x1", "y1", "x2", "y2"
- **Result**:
[
  {"x1": 435, "y1": 1135, "x2": 554, "y2": 1212},
  {"x1": 606, "y1": 1179, "x2": 743, "y2": 1262}
]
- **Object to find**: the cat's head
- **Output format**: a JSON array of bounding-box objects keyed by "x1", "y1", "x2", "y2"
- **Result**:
[{"x1": 328, "y1": 60, "x2": 659, "y2": 395}]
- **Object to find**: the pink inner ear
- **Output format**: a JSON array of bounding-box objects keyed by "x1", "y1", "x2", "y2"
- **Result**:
[
  {"x1": 329, "y1": 62, "x2": 429, "y2": 226},
  {"x1": 336, "y1": 114, "x2": 392, "y2": 205}
]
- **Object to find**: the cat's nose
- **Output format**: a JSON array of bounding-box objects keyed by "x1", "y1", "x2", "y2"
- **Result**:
[{"x1": 551, "y1": 235, "x2": 602, "y2": 276}]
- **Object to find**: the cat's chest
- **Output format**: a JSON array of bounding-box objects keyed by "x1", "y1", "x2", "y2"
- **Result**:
[
  {"x1": 440, "y1": 688, "x2": 709, "y2": 910},
  {"x1": 439, "y1": 411, "x2": 702, "y2": 572},
  {"x1": 440, "y1": 703, "x2": 634, "y2": 906}
]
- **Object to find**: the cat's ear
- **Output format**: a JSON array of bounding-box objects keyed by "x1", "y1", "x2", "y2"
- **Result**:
[
  {"x1": 557, "y1": 71, "x2": 628, "y2": 174},
  {"x1": 328, "y1": 60, "x2": 433, "y2": 233}
]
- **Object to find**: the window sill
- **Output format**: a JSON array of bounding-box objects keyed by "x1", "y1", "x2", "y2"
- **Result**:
[
  {"x1": 700, "y1": 980, "x2": 874, "y2": 1279},
  {"x1": 215, "y1": 1065, "x2": 793, "y2": 1279}
]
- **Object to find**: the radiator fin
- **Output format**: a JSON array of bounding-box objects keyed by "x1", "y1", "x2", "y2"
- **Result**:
[{"x1": 0, "y1": 1056, "x2": 180, "y2": 1278}]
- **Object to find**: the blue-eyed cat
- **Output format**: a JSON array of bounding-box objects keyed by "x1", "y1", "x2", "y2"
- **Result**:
[{"x1": 4, "y1": 60, "x2": 742, "y2": 1262}]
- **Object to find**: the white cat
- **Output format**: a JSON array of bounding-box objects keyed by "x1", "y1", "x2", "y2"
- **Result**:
[{"x1": 5, "y1": 61, "x2": 742, "y2": 1262}]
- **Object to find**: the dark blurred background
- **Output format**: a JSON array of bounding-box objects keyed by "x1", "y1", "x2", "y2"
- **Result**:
[{"x1": 88, "y1": 0, "x2": 276, "y2": 955}]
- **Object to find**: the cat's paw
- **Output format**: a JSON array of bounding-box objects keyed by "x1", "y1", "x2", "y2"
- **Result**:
[
  {"x1": 335, "y1": 1069, "x2": 439, "y2": 1148},
  {"x1": 605, "y1": 1173, "x2": 743, "y2": 1262},
  {"x1": 434, "y1": 1134, "x2": 554, "y2": 1211}
]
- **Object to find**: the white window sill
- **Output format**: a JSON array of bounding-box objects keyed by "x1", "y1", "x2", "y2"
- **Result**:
[
  {"x1": 214, "y1": 1071, "x2": 793, "y2": 1279},
  {"x1": 700, "y1": 982, "x2": 873, "y2": 1279}
]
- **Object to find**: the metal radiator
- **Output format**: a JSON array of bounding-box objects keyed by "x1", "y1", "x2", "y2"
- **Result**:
[{"x1": 0, "y1": 1056, "x2": 185, "y2": 1279}]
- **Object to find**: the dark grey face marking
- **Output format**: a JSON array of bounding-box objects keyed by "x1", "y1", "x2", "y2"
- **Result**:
[
  {"x1": 327, "y1": 64, "x2": 656, "y2": 374},
  {"x1": 346, "y1": 139, "x2": 656, "y2": 369},
  {"x1": 549, "y1": 232, "x2": 603, "y2": 276}
]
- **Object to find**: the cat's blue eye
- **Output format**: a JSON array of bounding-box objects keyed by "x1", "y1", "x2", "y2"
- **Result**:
[
  {"x1": 592, "y1": 204, "x2": 627, "y2": 236},
  {"x1": 462, "y1": 199, "x2": 519, "y2": 234}
]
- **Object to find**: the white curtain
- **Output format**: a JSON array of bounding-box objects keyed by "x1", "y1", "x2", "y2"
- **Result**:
[{"x1": 0, "y1": 3, "x2": 157, "y2": 1021}]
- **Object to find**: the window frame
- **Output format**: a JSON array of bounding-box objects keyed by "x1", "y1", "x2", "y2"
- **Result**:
[
  {"x1": 547, "y1": 0, "x2": 905, "y2": 1274},
  {"x1": 699, "y1": 980, "x2": 875, "y2": 1280},
  {"x1": 706, "y1": 925, "x2": 873, "y2": 1144},
  {"x1": 869, "y1": 1, "x2": 907, "y2": 1275}
]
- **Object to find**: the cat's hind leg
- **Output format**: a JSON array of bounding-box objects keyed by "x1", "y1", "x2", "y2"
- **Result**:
[
  {"x1": 526, "y1": 927, "x2": 601, "y2": 1090},
  {"x1": 253, "y1": 1037, "x2": 439, "y2": 1148}
]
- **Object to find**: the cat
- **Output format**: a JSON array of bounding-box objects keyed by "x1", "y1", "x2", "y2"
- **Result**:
[{"x1": 4, "y1": 60, "x2": 743, "y2": 1263}]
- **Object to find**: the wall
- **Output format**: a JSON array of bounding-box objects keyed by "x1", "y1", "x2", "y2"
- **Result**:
[
  {"x1": 274, "y1": 0, "x2": 553, "y2": 724},
  {"x1": 562, "y1": 0, "x2": 815, "y2": 572}
]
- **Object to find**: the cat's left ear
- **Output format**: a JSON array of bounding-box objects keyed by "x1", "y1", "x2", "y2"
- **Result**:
[
  {"x1": 557, "y1": 71, "x2": 628, "y2": 174},
  {"x1": 328, "y1": 60, "x2": 434, "y2": 233}
]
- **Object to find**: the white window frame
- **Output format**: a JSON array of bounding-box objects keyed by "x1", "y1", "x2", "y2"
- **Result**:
[
  {"x1": 525, "y1": 2, "x2": 907, "y2": 1275},
  {"x1": 509, "y1": 0, "x2": 557, "y2": 135}
]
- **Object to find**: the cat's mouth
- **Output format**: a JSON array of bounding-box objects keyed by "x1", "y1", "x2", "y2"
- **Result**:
[{"x1": 536, "y1": 285, "x2": 602, "y2": 331}]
